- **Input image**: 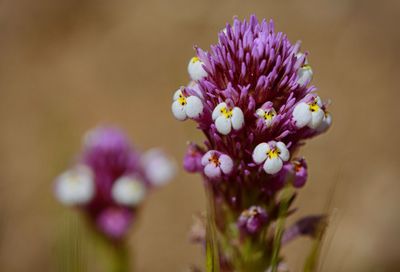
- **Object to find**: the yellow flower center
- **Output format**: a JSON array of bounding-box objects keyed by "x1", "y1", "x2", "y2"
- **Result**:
[
  {"x1": 220, "y1": 107, "x2": 233, "y2": 119},
  {"x1": 302, "y1": 64, "x2": 312, "y2": 70},
  {"x1": 267, "y1": 148, "x2": 280, "y2": 159},
  {"x1": 191, "y1": 56, "x2": 200, "y2": 63},
  {"x1": 308, "y1": 99, "x2": 320, "y2": 112},
  {"x1": 263, "y1": 110, "x2": 276, "y2": 120},
  {"x1": 178, "y1": 94, "x2": 187, "y2": 106}
]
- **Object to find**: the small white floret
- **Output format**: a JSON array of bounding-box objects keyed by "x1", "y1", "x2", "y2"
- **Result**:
[
  {"x1": 55, "y1": 165, "x2": 95, "y2": 206},
  {"x1": 171, "y1": 89, "x2": 203, "y2": 121},
  {"x1": 252, "y1": 141, "x2": 290, "y2": 175},
  {"x1": 256, "y1": 107, "x2": 277, "y2": 127},
  {"x1": 141, "y1": 149, "x2": 176, "y2": 186},
  {"x1": 212, "y1": 102, "x2": 244, "y2": 135},
  {"x1": 296, "y1": 53, "x2": 313, "y2": 86},
  {"x1": 112, "y1": 176, "x2": 146, "y2": 206},
  {"x1": 188, "y1": 57, "x2": 207, "y2": 81},
  {"x1": 293, "y1": 96, "x2": 326, "y2": 129}
]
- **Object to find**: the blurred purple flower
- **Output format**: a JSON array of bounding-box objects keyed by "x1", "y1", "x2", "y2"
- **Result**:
[
  {"x1": 96, "y1": 207, "x2": 134, "y2": 240},
  {"x1": 55, "y1": 126, "x2": 175, "y2": 240},
  {"x1": 237, "y1": 206, "x2": 268, "y2": 235}
]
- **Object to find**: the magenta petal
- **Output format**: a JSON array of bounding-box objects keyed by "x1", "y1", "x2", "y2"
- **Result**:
[{"x1": 96, "y1": 208, "x2": 133, "y2": 240}]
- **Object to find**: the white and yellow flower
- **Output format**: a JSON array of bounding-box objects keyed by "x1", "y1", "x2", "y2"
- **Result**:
[
  {"x1": 212, "y1": 102, "x2": 244, "y2": 135},
  {"x1": 201, "y1": 151, "x2": 233, "y2": 179},
  {"x1": 188, "y1": 56, "x2": 207, "y2": 81},
  {"x1": 292, "y1": 96, "x2": 325, "y2": 129},
  {"x1": 296, "y1": 53, "x2": 313, "y2": 86},
  {"x1": 55, "y1": 165, "x2": 95, "y2": 206},
  {"x1": 111, "y1": 176, "x2": 146, "y2": 206},
  {"x1": 252, "y1": 141, "x2": 290, "y2": 174},
  {"x1": 256, "y1": 107, "x2": 277, "y2": 127},
  {"x1": 171, "y1": 89, "x2": 203, "y2": 121}
]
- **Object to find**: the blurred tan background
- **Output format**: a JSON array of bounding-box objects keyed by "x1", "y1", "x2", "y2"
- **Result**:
[{"x1": 0, "y1": 0, "x2": 399, "y2": 271}]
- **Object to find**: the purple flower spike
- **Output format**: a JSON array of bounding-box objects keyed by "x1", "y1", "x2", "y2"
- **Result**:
[
  {"x1": 201, "y1": 151, "x2": 233, "y2": 179},
  {"x1": 171, "y1": 15, "x2": 331, "y2": 188},
  {"x1": 171, "y1": 15, "x2": 332, "y2": 270},
  {"x1": 238, "y1": 206, "x2": 268, "y2": 235}
]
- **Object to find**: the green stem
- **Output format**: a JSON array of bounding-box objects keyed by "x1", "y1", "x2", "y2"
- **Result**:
[
  {"x1": 205, "y1": 184, "x2": 220, "y2": 272},
  {"x1": 270, "y1": 186, "x2": 292, "y2": 272},
  {"x1": 92, "y1": 231, "x2": 131, "y2": 272},
  {"x1": 303, "y1": 218, "x2": 327, "y2": 272},
  {"x1": 110, "y1": 242, "x2": 130, "y2": 272}
]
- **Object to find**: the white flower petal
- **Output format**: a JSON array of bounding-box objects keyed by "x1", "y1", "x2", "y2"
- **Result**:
[
  {"x1": 171, "y1": 100, "x2": 187, "y2": 121},
  {"x1": 256, "y1": 108, "x2": 265, "y2": 117},
  {"x1": 112, "y1": 177, "x2": 146, "y2": 206},
  {"x1": 201, "y1": 151, "x2": 214, "y2": 166},
  {"x1": 185, "y1": 96, "x2": 203, "y2": 118},
  {"x1": 173, "y1": 89, "x2": 182, "y2": 101},
  {"x1": 219, "y1": 154, "x2": 233, "y2": 175},
  {"x1": 316, "y1": 112, "x2": 332, "y2": 133},
  {"x1": 293, "y1": 102, "x2": 312, "y2": 128},
  {"x1": 215, "y1": 116, "x2": 232, "y2": 135},
  {"x1": 204, "y1": 163, "x2": 221, "y2": 178},
  {"x1": 55, "y1": 166, "x2": 94, "y2": 206},
  {"x1": 315, "y1": 96, "x2": 323, "y2": 107},
  {"x1": 188, "y1": 57, "x2": 207, "y2": 81},
  {"x1": 142, "y1": 149, "x2": 176, "y2": 186},
  {"x1": 263, "y1": 157, "x2": 283, "y2": 175},
  {"x1": 252, "y1": 143, "x2": 269, "y2": 164},
  {"x1": 231, "y1": 107, "x2": 244, "y2": 130},
  {"x1": 212, "y1": 102, "x2": 227, "y2": 121},
  {"x1": 297, "y1": 66, "x2": 313, "y2": 86},
  {"x1": 276, "y1": 142, "x2": 290, "y2": 161},
  {"x1": 296, "y1": 52, "x2": 309, "y2": 64},
  {"x1": 309, "y1": 109, "x2": 325, "y2": 129}
]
